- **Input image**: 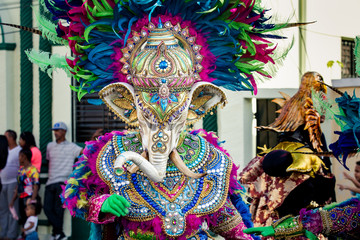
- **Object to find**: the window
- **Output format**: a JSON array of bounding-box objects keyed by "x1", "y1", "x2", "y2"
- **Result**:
[
  {"x1": 341, "y1": 39, "x2": 358, "y2": 78},
  {"x1": 73, "y1": 92, "x2": 126, "y2": 143},
  {"x1": 255, "y1": 99, "x2": 280, "y2": 154}
]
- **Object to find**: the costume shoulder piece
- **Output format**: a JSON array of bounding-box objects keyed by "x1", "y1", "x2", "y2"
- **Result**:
[{"x1": 97, "y1": 131, "x2": 232, "y2": 237}]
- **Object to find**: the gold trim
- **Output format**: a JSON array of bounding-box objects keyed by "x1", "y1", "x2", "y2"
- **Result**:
[
  {"x1": 211, "y1": 212, "x2": 243, "y2": 234},
  {"x1": 96, "y1": 141, "x2": 115, "y2": 191},
  {"x1": 149, "y1": 175, "x2": 187, "y2": 202},
  {"x1": 319, "y1": 209, "x2": 332, "y2": 235},
  {"x1": 187, "y1": 84, "x2": 227, "y2": 126},
  {"x1": 191, "y1": 150, "x2": 233, "y2": 216},
  {"x1": 272, "y1": 216, "x2": 304, "y2": 238},
  {"x1": 129, "y1": 37, "x2": 148, "y2": 66},
  {"x1": 99, "y1": 83, "x2": 139, "y2": 127}
]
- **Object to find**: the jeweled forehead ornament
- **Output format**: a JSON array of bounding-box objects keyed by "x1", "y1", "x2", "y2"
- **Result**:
[
  {"x1": 121, "y1": 21, "x2": 202, "y2": 93},
  {"x1": 119, "y1": 20, "x2": 203, "y2": 123}
]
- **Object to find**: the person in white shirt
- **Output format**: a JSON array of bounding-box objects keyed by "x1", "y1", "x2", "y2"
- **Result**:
[
  {"x1": 43, "y1": 122, "x2": 83, "y2": 240},
  {"x1": 0, "y1": 130, "x2": 21, "y2": 240},
  {"x1": 22, "y1": 203, "x2": 38, "y2": 240}
]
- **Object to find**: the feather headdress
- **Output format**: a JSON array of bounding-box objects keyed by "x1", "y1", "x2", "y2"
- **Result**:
[{"x1": 27, "y1": 0, "x2": 289, "y2": 100}]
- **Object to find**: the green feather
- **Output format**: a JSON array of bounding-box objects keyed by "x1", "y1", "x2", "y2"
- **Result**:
[
  {"x1": 355, "y1": 36, "x2": 360, "y2": 76},
  {"x1": 34, "y1": 10, "x2": 67, "y2": 45},
  {"x1": 39, "y1": 0, "x2": 50, "y2": 13},
  {"x1": 25, "y1": 49, "x2": 72, "y2": 78},
  {"x1": 259, "y1": 37, "x2": 294, "y2": 83}
]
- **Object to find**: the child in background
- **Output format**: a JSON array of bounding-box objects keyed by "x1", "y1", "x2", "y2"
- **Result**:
[
  {"x1": 22, "y1": 203, "x2": 38, "y2": 240},
  {"x1": 338, "y1": 161, "x2": 360, "y2": 197},
  {"x1": 19, "y1": 132, "x2": 42, "y2": 173},
  {"x1": 9, "y1": 148, "x2": 39, "y2": 227}
]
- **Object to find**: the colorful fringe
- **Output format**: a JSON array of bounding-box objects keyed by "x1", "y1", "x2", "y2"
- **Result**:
[
  {"x1": 61, "y1": 130, "x2": 127, "y2": 218},
  {"x1": 329, "y1": 91, "x2": 360, "y2": 170},
  {"x1": 36, "y1": 0, "x2": 288, "y2": 99},
  {"x1": 61, "y1": 128, "x2": 252, "y2": 238}
]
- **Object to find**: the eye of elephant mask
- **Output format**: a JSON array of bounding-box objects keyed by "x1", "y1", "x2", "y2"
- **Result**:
[{"x1": 136, "y1": 91, "x2": 189, "y2": 124}]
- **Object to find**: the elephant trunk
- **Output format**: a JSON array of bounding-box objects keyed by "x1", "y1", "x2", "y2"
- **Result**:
[
  {"x1": 114, "y1": 150, "x2": 206, "y2": 183},
  {"x1": 114, "y1": 151, "x2": 165, "y2": 182}
]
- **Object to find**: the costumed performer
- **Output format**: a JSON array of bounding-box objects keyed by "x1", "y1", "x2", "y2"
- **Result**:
[
  {"x1": 13, "y1": 0, "x2": 295, "y2": 239},
  {"x1": 243, "y1": 81, "x2": 360, "y2": 240},
  {"x1": 239, "y1": 72, "x2": 336, "y2": 230}
]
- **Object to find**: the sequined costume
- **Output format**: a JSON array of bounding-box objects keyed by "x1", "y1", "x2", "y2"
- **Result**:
[
  {"x1": 17, "y1": 0, "x2": 293, "y2": 239},
  {"x1": 244, "y1": 197, "x2": 360, "y2": 240},
  {"x1": 64, "y1": 130, "x2": 254, "y2": 239},
  {"x1": 242, "y1": 37, "x2": 360, "y2": 240},
  {"x1": 240, "y1": 72, "x2": 336, "y2": 229}
]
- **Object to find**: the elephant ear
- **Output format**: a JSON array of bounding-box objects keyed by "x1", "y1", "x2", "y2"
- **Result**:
[
  {"x1": 187, "y1": 82, "x2": 227, "y2": 124},
  {"x1": 99, "y1": 83, "x2": 138, "y2": 126}
]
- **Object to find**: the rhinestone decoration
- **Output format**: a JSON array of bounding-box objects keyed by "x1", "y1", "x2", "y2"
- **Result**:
[
  {"x1": 155, "y1": 58, "x2": 172, "y2": 73},
  {"x1": 97, "y1": 132, "x2": 232, "y2": 237},
  {"x1": 164, "y1": 211, "x2": 185, "y2": 235}
]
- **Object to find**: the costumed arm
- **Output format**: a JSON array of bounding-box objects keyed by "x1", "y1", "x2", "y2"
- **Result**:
[
  {"x1": 61, "y1": 133, "x2": 131, "y2": 224},
  {"x1": 244, "y1": 198, "x2": 360, "y2": 239},
  {"x1": 87, "y1": 193, "x2": 130, "y2": 224},
  {"x1": 61, "y1": 157, "x2": 130, "y2": 224},
  {"x1": 208, "y1": 196, "x2": 253, "y2": 240}
]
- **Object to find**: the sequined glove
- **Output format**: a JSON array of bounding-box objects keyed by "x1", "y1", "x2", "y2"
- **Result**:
[
  {"x1": 243, "y1": 216, "x2": 318, "y2": 240},
  {"x1": 101, "y1": 194, "x2": 131, "y2": 217}
]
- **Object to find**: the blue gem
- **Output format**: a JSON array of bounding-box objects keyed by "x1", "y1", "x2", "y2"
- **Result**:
[
  {"x1": 150, "y1": 93, "x2": 160, "y2": 103},
  {"x1": 159, "y1": 60, "x2": 168, "y2": 69},
  {"x1": 169, "y1": 93, "x2": 178, "y2": 102},
  {"x1": 158, "y1": 132, "x2": 163, "y2": 138},
  {"x1": 157, "y1": 142, "x2": 163, "y2": 148},
  {"x1": 160, "y1": 99, "x2": 168, "y2": 112},
  {"x1": 161, "y1": 79, "x2": 167, "y2": 83}
]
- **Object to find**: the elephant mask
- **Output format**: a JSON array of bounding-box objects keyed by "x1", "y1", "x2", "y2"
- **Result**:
[{"x1": 99, "y1": 25, "x2": 226, "y2": 182}]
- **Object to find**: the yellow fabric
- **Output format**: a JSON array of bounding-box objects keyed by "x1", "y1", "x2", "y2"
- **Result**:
[{"x1": 267, "y1": 142, "x2": 325, "y2": 178}]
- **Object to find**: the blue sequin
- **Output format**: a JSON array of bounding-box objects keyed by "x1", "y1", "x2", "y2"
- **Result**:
[{"x1": 159, "y1": 60, "x2": 168, "y2": 69}]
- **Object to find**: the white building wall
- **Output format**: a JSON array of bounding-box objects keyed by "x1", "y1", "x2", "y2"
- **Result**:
[
  {"x1": 52, "y1": 46, "x2": 73, "y2": 142},
  {"x1": 0, "y1": 0, "x2": 22, "y2": 135}
]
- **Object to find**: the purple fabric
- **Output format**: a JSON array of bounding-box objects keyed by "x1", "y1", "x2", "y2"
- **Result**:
[
  {"x1": 299, "y1": 208, "x2": 323, "y2": 234},
  {"x1": 300, "y1": 198, "x2": 360, "y2": 237}
]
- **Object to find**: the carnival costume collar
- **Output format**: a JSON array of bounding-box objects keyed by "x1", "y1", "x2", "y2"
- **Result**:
[{"x1": 97, "y1": 132, "x2": 232, "y2": 238}]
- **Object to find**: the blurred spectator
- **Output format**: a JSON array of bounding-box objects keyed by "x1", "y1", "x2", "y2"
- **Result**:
[
  {"x1": 21, "y1": 203, "x2": 38, "y2": 240},
  {"x1": 91, "y1": 128, "x2": 104, "y2": 141},
  {"x1": 44, "y1": 122, "x2": 83, "y2": 240},
  {"x1": 19, "y1": 132, "x2": 42, "y2": 173},
  {"x1": 338, "y1": 161, "x2": 360, "y2": 197},
  {"x1": 10, "y1": 148, "x2": 39, "y2": 229},
  {"x1": 0, "y1": 135, "x2": 9, "y2": 192},
  {"x1": 0, "y1": 130, "x2": 21, "y2": 240}
]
